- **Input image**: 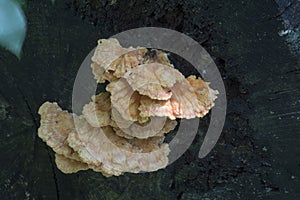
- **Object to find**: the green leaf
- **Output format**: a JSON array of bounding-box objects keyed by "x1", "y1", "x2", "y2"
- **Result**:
[{"x1": 0, "y1": 0, "x2": 27, "y2": 58}]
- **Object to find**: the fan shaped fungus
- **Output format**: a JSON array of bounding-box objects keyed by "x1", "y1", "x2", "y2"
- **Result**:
[{"x1": 37, "y1": 38, "x2": 218, "y2": 176}]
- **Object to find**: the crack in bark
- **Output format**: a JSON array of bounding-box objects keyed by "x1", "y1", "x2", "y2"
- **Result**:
[
  {"x1": 16, "y1": 86, "x2": 39, "y2": 130},
  {"x1": 268, "y1": 0, "x2": 295, "y2": 20},
  {"x1": 2, "y1": 70, "x2": 61, "y2": 199},
  {"x1": 17, "y1": 85, "x2": 62, "y2": 200},
  {"x1": 46, "y1": 148, "x2": 60, "y2": 200}
]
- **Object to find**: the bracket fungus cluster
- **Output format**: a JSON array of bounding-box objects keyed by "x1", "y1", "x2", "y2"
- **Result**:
[{"x1": 38, "y1": 38, "x2": 218, "y2": 176}]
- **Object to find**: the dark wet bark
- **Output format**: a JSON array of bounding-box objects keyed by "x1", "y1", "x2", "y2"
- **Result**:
[{"x1": 0, "y1": 0, "x2": 299, "y2": 199}]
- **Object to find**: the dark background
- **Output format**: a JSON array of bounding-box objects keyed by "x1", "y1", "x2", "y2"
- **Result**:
[{"x1": 0, "y1": 0, "x2": 299, "y2": 199}]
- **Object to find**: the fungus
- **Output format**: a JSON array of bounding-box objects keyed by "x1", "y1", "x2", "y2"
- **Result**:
[
  {"x1": 91, "y1": 39, "x2": 175, "y2": 83},
  {"x1": 91, "y1": 38, "x2": 145, "y2": 83},
  {"x1": 55, "y1": 154, "x2": 89, "y2": 174},
  {"x1": 143, "y1": 49, "x2": 174, "y2": 67},
  {"x1": 124, "y1": 63, "x2": 184, "y2": 100},
  {"x1": 37, "y1": 38, "x2": 218, "y2": 176},
  {"x1": 38, "y1": 102, "x2": 170, "y2": 176},
  {"x1": 67, "y1": 117, "x2": 170, "y2": 176},
  {"x1": 186, "y1": 75, "x2": 219, "y2": 114},
  {"x1": 38, "y1": 102, "x2": 81, "y2": 161},
  {"x1": 106, "y1": 78, "x2": 141, "y2": 122},
  {"x1": 138, "y1": 79, "x2": 204, "y2": 120},
  {"x1": 82, "y1": 92, "x2": 112, "y2": 127},
  {"x1": 91, "y1": 38, "x2": 136, "y2": 71},
  {"x1": 113, "y1": 117, "x2": 177, "y2": 139},
  {"x1": 109, "y1": 48, "x2": 147, "y2": 78},
  {"x1": 138, "y1": 75, "x2": 219, "y2": 120}
]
